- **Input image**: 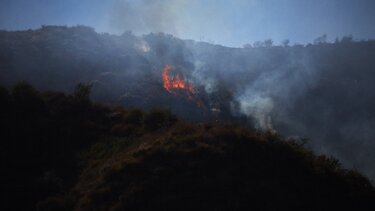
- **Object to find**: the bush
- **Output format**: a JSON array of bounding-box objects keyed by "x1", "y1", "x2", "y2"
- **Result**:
[
  {"x1": 111, "y1": 123, "x2": 140, "y2": 137},
  {"x1": 123, "y1": 108, "x2": 144, "y2": 125},
  {"x1": 73, "y1": 82, "x2": 92, "y2": 102},
  {"x1": 143, "y1": 108, "x2": 178, "y2": 131},
  {"x1": 12, "y1": 81, "x2": 46, "y2": 115}
]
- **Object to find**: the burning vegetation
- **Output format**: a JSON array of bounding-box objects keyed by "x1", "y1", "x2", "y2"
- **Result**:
[
  {"x1": 162, "y1": 64, "x2": 196, "y2": 94},
  {"x1": 162, "y1": 64, "x2": 205, "y2": 108}
]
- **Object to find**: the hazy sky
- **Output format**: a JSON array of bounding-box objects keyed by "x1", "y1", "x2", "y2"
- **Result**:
[{"x1": 0, "y1": 0, "x2": 374, "y2": 47}]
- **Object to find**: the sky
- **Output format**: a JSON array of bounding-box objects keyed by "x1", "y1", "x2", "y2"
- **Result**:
[{"x1": 0, "y1": 0, "x2": 375, "y2": 47}]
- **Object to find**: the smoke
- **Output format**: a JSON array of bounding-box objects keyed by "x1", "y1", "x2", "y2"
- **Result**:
[
  {"x1": 111, "y1": 0, "x2": 188, "y2": 35},
  {"x1": 239, "y1": 93, "x2": 274, "y2": 130},
  {"x1": 191, "y1": 60, "x2": 218, "y2": 94},
  {"x1": 135, "y1": 38, "x2": 151, "y2": 53},
  {"x1": 222, "y1": 47, "x2": 317, "y2": 132},
  {"x1": 235, "y1": 69, "x2": 278, "y2": 131}
]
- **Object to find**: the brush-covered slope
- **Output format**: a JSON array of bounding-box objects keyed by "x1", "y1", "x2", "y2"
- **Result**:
[
  {"x1": 3, "y1": 82, "x2": 372, "y2": 211},
  {"x1": 53, "y1": 125, "x2": 375, "y2": 211},
  {"x1": 42, "y1": 125, "x2": 374, "y2": 211}
]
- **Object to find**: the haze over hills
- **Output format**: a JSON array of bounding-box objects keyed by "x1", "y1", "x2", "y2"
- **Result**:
[{"x1": 1, "y1": 26, "x2": 375, "y2": 183}]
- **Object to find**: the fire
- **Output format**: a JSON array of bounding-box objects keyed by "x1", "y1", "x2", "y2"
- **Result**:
[
  {"x1": 162, "y1": 64, "x2": 196, "y2": 94},
  {"x1": 162, "y1": 64, "x2": 204, "y2": 107}
]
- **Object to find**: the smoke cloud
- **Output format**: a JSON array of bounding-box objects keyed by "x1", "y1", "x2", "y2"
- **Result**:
[{"x1": 111, "y1": 0, "x2": 188, "y2": 35}]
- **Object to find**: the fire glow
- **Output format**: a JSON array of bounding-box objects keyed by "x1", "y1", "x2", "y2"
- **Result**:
[
  {"x1": 162, "y1": 64, "x2": 204, "y2": 107},
  {"x1": 162, "y1": 64, "x2": 196, "y2": 94}
]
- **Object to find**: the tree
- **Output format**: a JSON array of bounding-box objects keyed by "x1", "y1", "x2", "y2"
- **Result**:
[
  {"x1": 12, "y1": 81, "x2": 45, "y2": 114},
  {"x1": 341, "y1": 35, "x2": 354, "y2": 43},
  {"x1": 253, "y1": 41, "x2": 264, "y2": 48},
  {"x1": 282, "y1": 39, "x2": 290, "y2": 47},
  {"x1": 73, "y1": 82, "x2": 93, "y2": 101},
  {"x1": 264, "y1": 39, "x2": 273, "y2": 48},
  {"x1": 243, "y1": 43, "x2": 252, "y2": 49},
  {"x1": 314, "y1": 34, "x2": 327, "y2": 44}
]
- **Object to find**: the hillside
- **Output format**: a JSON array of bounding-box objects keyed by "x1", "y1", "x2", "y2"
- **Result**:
[
  {"x1": 1, "y1": 83, "x2": 375, "y2": 210},
  {"x1": 1, "y1": 26, "x2": 375, "y2": 182}
]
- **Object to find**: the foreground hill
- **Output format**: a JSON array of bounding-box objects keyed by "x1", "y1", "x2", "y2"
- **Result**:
[
  {"x1": 1, "y1": 83, "x2": 374, "y2": 211},
  {"x1": 61, "y1": 124, "x2": 375, "y2": 211}
]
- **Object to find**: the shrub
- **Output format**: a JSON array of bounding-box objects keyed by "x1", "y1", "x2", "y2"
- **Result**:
[
  {"x1": 143, "y1": 108, "x2": 178, "y2": 131},
  {"x1": 73, "y1": 82, "x2": 92, "y2": 102},
  {"x1": 111, "y1": 123, "x2": 140, "y2": 137},
  {"x1": 12, "y1": 81, "x2": 46, "y2": 115},
  {"x1": 123, "y1": 109, "x2": 144, "y2": 125}
]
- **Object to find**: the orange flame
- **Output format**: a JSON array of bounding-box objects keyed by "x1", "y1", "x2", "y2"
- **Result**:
[
  {"x1": 162, "y1": 64, "x2": 204, "y2": 108},
  {"x1": 162, "y1": 64, "x2": 196, "y2": 94}
]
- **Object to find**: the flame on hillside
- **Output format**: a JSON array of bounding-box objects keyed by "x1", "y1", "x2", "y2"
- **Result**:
[{"x1": 162, "y1": 64, "x2": 204, "y2": 108}]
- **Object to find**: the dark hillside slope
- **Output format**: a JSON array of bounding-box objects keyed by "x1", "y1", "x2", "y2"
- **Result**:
[
  {"x1": 1, "y1": 83, "x2": 373, "y2": 211},
  {"x1": 43, "y1": 121, "x2": 375, "y2": 211}
]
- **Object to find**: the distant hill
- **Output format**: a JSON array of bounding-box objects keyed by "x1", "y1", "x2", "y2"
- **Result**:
[
  {"x1": 1, "y1": 26, "x2": 375, "y2": 183},
  {"x1": 1, "y1": 83, "x2": 374, "y2": 211}
]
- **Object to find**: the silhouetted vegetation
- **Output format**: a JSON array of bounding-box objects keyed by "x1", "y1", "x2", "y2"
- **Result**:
[
  {"x1": 1, "y1": 82, "x2": 109, "y2": 210},
  {"x1": 1, "y1": 83, "x2": 374, "y2": 210}
]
